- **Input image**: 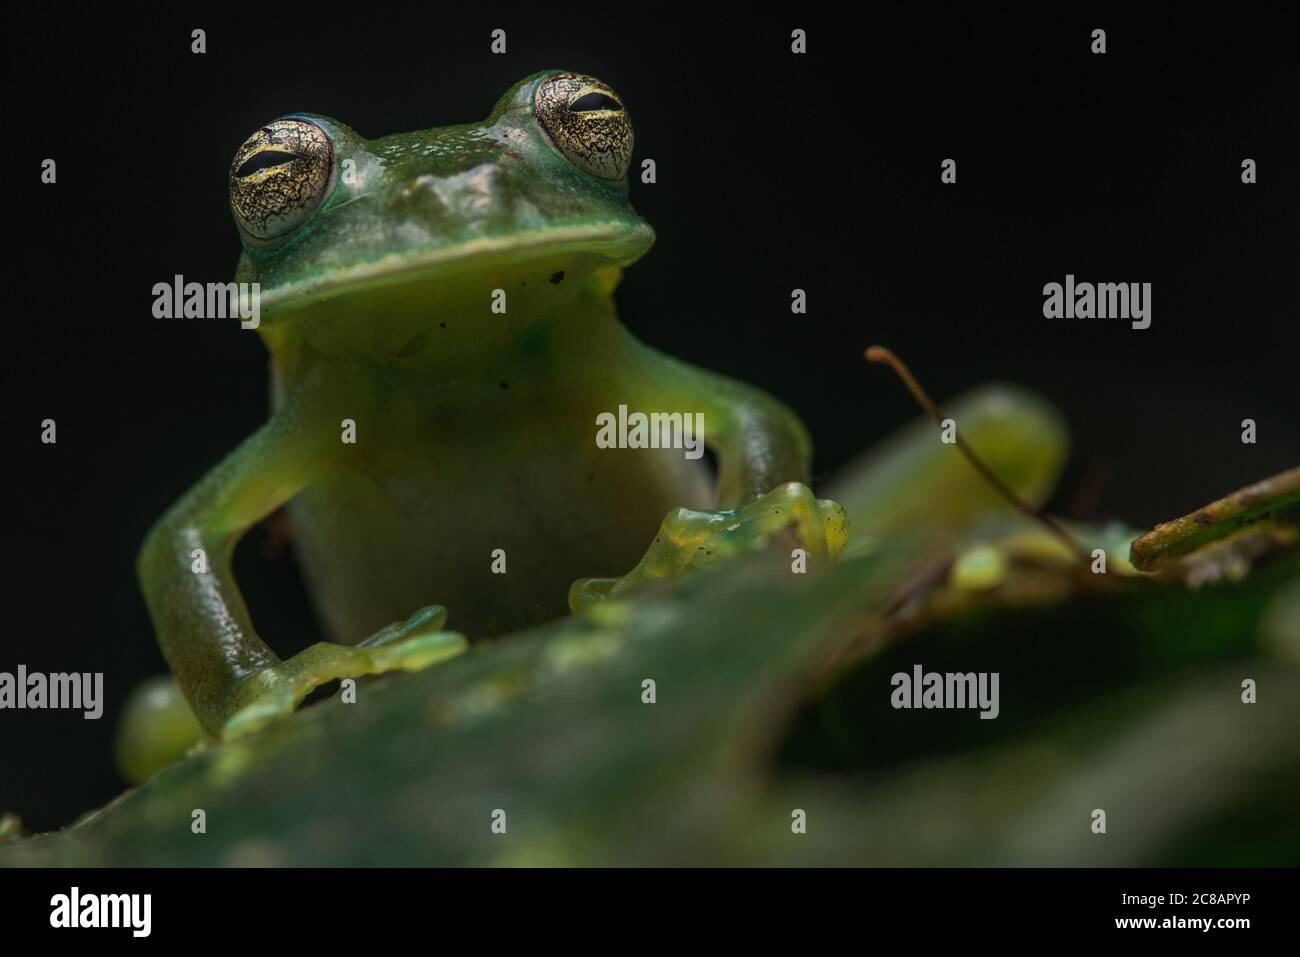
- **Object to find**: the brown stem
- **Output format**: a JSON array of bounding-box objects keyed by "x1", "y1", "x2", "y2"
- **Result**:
[{"x1": 865, "y1": 345, "x2": 1090, "y2": 564}]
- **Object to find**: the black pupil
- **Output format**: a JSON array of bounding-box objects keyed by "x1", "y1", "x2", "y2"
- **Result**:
[
  {"x1": 570, "y1": 92, "x2": 621, "y2": 112},
  {"x1": 235, "y1": 150, "x2": 296, "y2": 178}
]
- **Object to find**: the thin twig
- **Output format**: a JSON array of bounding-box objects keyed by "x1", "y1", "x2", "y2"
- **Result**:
[{"x1": 865, "y1": 345, "x2": 1090, "y2": 564}]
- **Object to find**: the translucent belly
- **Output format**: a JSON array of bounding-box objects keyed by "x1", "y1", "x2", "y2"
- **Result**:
[{"x1": 287, "y1": 438, "x2": 711, "y2": 641}]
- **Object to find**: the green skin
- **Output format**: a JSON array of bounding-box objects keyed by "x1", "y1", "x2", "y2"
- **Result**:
[{"x1": 138, "y1": 71, "x2": 846, "y2": 741}]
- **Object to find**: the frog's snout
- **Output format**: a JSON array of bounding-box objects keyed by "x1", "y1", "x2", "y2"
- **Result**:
[{"x1": 385, "y1": 162, "x2": 510, "y2": 230}]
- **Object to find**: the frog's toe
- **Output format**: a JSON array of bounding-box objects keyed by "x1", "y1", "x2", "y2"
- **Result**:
[
  {"x1": 568, "y1": 576, "x2": 619, "y2": 612},
  {"x1": 220, "y1": 610, "x2": 465, "y2": 739},
  {"x1": 221, "y1": 685, "x2": 301, "y2": 740},
  {"x1": 356, "y1": 604, "x2": 448, "y2": 648},
  {"x1": 667, "y1": 482, "x2": 849, "y2": 566},
  {"x1": 569, "y1": 482, "x2": 849, "y2": 611},
  {"x1": 744, "y1": 481, "x2": 847, "y2": 562}
]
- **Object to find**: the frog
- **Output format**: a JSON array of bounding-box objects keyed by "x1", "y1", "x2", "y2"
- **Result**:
[{"x1": 136, "y1": 70, "x2": 848, "y2": 749}]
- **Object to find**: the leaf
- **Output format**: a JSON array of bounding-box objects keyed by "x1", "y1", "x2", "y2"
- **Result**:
[{"x1": 0, "y1": 544, "x2": 927, "y2": 866}]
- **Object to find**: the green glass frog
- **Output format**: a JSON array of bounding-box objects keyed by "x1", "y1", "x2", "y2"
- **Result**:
[{"x1": 137, "y1": 71, "x2": 846, "y2": 743}]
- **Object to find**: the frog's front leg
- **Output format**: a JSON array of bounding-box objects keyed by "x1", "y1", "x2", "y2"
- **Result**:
[
  {"x1": 571, "y1": 354, "x2": 847, "y2": 608},
  {"x1": 138, "y1": 407, "x2": 464, "y2": 740}
]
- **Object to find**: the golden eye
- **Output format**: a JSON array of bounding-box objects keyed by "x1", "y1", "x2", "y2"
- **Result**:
[
  {"x1": 229, "y1": 117, "x2": 335, "y2": 242},
  {"x1": 533, "y1": 73, "x2": 633, "y2": 181}
]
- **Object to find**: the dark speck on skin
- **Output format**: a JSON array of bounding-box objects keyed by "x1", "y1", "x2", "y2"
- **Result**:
[
  {"x1": 438, "y1": 321, "x2": 447, "y2": 329},
  {"x1": 499, "y1": 381, "x2": 509, "y2": 390},
  {"x1": 549, "y1": 270, "x2": 565, "y2": 285}
]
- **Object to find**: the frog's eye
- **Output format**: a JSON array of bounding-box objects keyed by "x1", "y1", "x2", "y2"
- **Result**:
[
  {"x1": 533, "y1": 73, "x2": 633, "y2": 181},
  {"x1": 229, "y1": 117, "x2": 336, "y2": 242}
]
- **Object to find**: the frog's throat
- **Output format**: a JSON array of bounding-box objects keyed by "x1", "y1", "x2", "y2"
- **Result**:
[{"x1": 250, "y1": 222, "x2": 654, "y2": 319}]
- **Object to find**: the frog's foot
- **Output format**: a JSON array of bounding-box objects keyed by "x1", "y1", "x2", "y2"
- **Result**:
[
  {"x1": 570, "y1": 481, "x2": 849, "y2": 610},
  {"x1": 220, "y1": 605, "x2": 466, "y2": 740}
]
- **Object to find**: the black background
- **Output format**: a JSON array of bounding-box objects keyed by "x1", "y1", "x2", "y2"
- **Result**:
[
  {"x1": 3, "y1": 3, "x2": 1298, "y2": 831},
  {"x1": 0, "y1": 866, "x2": 1283, "y2": 941}
]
